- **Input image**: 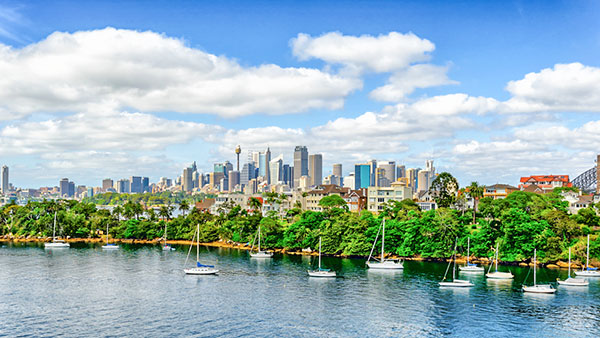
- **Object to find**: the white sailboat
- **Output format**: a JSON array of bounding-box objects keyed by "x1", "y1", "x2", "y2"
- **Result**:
[
  {"x1": 522, "y1": 248, "x2": 556, "y2": 294},
  {"x1": 101, "y1": 223, "x2": 119, "y2": 250},
  {"x1": 486, "y1": 242, "x2": 513, "y2": 279},
  {"x1": 557, "y1": 247, "x2": 588, "y2": 286},
  {"x1": 162, "y1": 222, "x2": 174, "y2": 251},
  {"x1": 459, "y1": 237, "x2": 484, "y2": 272},
  {"x1": 574, "y1": 235, "x2": 600, "y2": 277},
  {"x1": 440, "y1": 237, "x2": 474, "y2": 287},
  {"x1": 366, "y1": 218, "x2": 403, "y2": 269},
  {"x1": 44, "y1": 211, "x2": 70, "y2": 249},
  {"x1": 184, "y1": 223, "x2": 218, "y2": 275},
  {"x1": 308, "y1": 237, "x2": 336, "y2": 277},
  {"x1": 250, "y1": 225, "x2": 273, "y2": 258}
]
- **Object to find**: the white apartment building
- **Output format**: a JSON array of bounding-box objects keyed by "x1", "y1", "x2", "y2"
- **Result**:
[{"x1": 367, "y1": 183, "x2": 413, "y2": 213}]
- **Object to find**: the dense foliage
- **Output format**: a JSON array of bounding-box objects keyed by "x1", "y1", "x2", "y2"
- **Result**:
[
  {"x1": 2, "y1": 189, "x2": 599, "y2": 264},
  {"x1": 83, "y1": 192, "x2": 214, "y2": 206}
]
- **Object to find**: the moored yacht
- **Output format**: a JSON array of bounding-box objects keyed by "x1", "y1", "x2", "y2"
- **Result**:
[
  {"x1": 44, "y1": 212, "x2": 70, "y2": 249},
  {"x1": 557, "y1": 247, "x2": 588, "y2": 287},
  {"x1": 439, "y1": 237, "x2": 474, "y2": 287},
  {"x1": 522, "y1": 249, "x2": 556, "y2": 294},
  {"x1": 574, "y1": 235, "x2": 600, "y2": 278},
  {"x1": 486, "y1": 242, "x2": 513, "y2": 279},
  {"x1": 308, "y1": 237, "x2": 336, "y2": 278},
  {"x1": 459, "y1": 237, "x2": 484, "y2": 272},
  {"x1": 366, "y1": 218, "x2": 403, "y2": 270}
]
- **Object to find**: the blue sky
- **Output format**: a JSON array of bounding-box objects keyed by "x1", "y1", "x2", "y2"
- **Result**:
[{"x1": 1, "y1": 0, "x2": 600, "y2": 188}]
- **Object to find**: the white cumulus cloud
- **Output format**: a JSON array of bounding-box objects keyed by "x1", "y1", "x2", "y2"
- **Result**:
[
  {"x1": 291, "y1": 31, "x2": 435, "y2": 73},
  {"x1": 502, "y1": 62, "x2": 600, "y2": 113},
  {"x1": 0, "y1": 27, "x2": 361, "y2": 119}
]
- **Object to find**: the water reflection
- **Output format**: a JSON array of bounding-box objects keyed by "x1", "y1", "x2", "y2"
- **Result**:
[{"x1": 1, "y1": 243, "x2": 600, "y2": 337}]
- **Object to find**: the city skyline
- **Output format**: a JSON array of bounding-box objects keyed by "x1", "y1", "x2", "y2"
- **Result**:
[{"x1": 1, "y1": 1, "x2": 599, "y2": 188}]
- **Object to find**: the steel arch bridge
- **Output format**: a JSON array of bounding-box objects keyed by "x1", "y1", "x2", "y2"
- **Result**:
[{"x1": 571, "y1": 167, "x2": 597, "y2": 192}]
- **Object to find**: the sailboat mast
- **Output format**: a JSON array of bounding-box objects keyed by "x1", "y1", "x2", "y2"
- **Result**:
[
  {"x1": 381, "y1": 219, "x2": 385, "y2": 262},
  {"x1": 258, "y1": 226, "x2": 261, "y2": 251},
  {"x1": 164, "y1": 222, "x2": 168, "y2": 246},
  {"x1": 568, "y1": 247, "x2": 571, "y2": 276},
  {"x1": 587, "y1": 234, "x2": 590, "y2": 270},
  {"x1": 196, "y1": 223, "x2": 200, "y2": 263},
  {"x1": 533, "y1": 249, "x2": 537, "y2": 286},
  {"x1": 467, "y1": 237, "x2": 470, "y2": 265},
  {"x1": 452, "y1": 238, "x2": 457, "y2": 280},
  {"x1": 106, "y1": 223, "x2": 109, "y2": 245},
  {"x1": 318, "y1": 237, "x2": 322, "y2": 270},
  {"x1": 495, "y1": 242, "x2": 499, "y2": 272},
  {"x1": 53, "y1": 211, "x2": 57, "y2": 241}
]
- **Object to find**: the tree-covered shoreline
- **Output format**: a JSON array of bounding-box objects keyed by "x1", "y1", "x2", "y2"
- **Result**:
[{"x1": 1, "y1": 189, "x2": 599, "y2": 265}]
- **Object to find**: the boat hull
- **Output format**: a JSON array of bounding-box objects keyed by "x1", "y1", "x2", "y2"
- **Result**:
[
  {"x1": 162, "y1": 245, "x2": 174, "y2": 251},
  {"x1": 459, "y1": 266, "x2": 484, "y2": 272},
  {"x1": 44, "y1": 242, "x2": 70, "y2": 248},
  {"x1": 184, "y1": 267, "x2": 219, "y2": 275},
  {"x1": 307, "y1": 270, "x2": 336, "y2": 278},
  {"x1": 366, "y1": 261, "x2": 403, "y2": 269},
  {"x1": 522, "y1": 285, "x2": 556, "y2": 294},
  {"x1": 101, "y1": 245, "x2": 119, "y2": 250},
  {"x1": 250, "y1": 251, "x2": 273, "y2": 258},
  {"x1": 439, "y1": 279, "x2": 474, "y2": 287},
  {"x1": 557, "y1": 277, "x2": 589, "y2": 286},
  {"x1": 486, "y1": 271, "x2": 513, "y2": 279},
  {"x1": 574, "y1": 270, "x2": 600, "y2": 277}
]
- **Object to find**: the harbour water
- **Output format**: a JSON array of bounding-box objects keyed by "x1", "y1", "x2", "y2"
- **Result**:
[{"x1": 1, "y1": 242, "x2": 599, "y2": 337}]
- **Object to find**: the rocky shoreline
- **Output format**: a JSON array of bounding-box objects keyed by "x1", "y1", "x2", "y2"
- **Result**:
[{"x1": 1, "y1": 235, "x2": 595, "y2": 269}]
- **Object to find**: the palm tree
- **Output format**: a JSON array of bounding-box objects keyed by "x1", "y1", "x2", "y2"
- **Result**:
[
  {"x1": 159, "y1": 205, "x2": 172, "y2": 221},
  {"x1": 112, "y1": 205, "x2": 123, "y2": 221},
  {"x1": 179, "y1": 200, "x2": 190, "y2": 217},
  {"x1": 145, "y1": 208, "x2": 157, "y2": 222},
  {"x1": 467, "y1": 182, "x2": 484, "y2": 224},
  {"x1": 248, "y1": 197, "x2": 262, "y2": 214}
]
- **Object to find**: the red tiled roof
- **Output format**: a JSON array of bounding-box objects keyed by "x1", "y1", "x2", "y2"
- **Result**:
[{"x1": 520, "y1": 175, "x2": 570, "y2": 183}]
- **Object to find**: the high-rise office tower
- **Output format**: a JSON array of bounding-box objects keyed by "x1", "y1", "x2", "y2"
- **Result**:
[
  {"x1": 142, "y1": 177, "x2": 149, "y2": 192},
  {"x1": 354, "y1": 164, "x2": 371, "y2": 189},
  {"x1": 375, "y1": 168, "x2": 390, "y2": 187},
  {"x1": 343, "y1": 173, "x2": 355, "y2": 189},
  {"x1": 378, "y1": 161, "x2": 396, "y2": 187},
  {"x1": 1, "y1": 165, "x2": 8, "y2": 194},
  {"x1": 332, "y1": 163, "x2": 343, "y2": 187},
  {"x1": 240, "y1": 163, "x2": 256, "y2": 186},
  {"x1": 397, "y1": 165, "x2": 406, "y2": 179},
  {"x1": 116, "y1": 179, "x2": 130, "y2": 193},
  {"x1": 228, "y1": 170, "x2": 240, "y2": 192},
  {"x1": 224, "y1": 161, "x2": 233, "y2": 176},
  {"x1": 417, "y1": 170, "x2": 431, "y2": 193},
  {"x1": 308, "y1": 154, "x2": 323, "y2": 186},
  {"x1": 130, "y1": 176, "x2": 142, "y2": 193},
  {"x1": 406, "y1": 168, "x2": 419, "y2": 193},
  {"x1": 251, "y1": 151, "x2": 260, "y2": 168},
  {"x1": 332, "y1": 164, "x2": 342, "y2": 178},
  {"x1": 59, "y1": 178, "x2": 69, "y2": 197},
  {"x1": 102, "y1": 178, "x2": 113, "y2": 191},
  {"x1": 282, "y1": 164, "x2": 292, "y2": 186},
  {"x1": 293, "y1": 146, "x2": 308, "y2": 188},
  {"x1": 258, "y1": 148, "x2": 271, "y2": 183},
  {"x1": 183, "y1": 167, "x2": 193, "y2": 192},
  {"x1": 368, "y1": 160, "x2": 377, "y2": 186},
  {"x1": 269, "y1": 156, "x2": 283, "y2": 185},
  {"x1": 265, "y1": 147, "x2": 271, "y2": 183}
]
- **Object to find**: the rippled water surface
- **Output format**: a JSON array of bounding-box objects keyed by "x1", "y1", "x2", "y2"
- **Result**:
[{"x1": 1, "y1": 242, "x2": 599, "y2": 337}]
